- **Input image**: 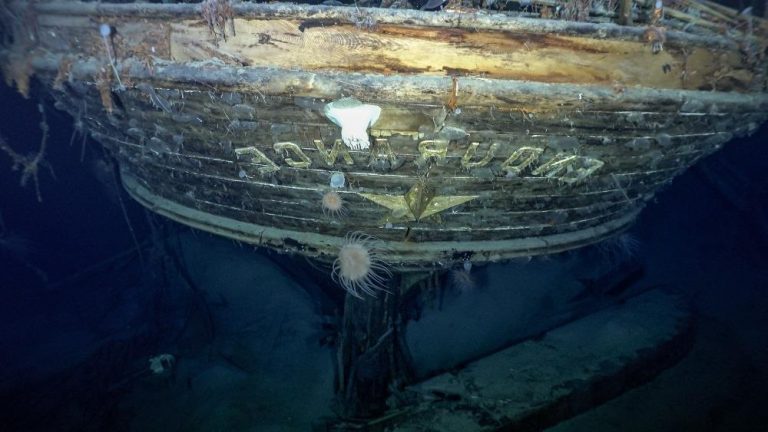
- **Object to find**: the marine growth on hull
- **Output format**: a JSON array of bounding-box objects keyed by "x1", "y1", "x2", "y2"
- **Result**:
[{"x1": 0, "y1": 0, "x2": 766, "y2": 273}]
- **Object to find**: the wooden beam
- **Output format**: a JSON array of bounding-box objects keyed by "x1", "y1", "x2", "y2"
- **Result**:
[{"x1": 619, "y1": 0, "x2": 633, "y2": 25}]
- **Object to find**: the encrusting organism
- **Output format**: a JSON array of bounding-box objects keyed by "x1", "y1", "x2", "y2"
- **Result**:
[
  {"x1": 598, "y1": 232, "x2": 641, "y2": 266},
  {"x1": 322, "y1": 190, "x2": 347, "y2": 219},
  {"x1": 643, "y1": 26, "x2": 666, "y2": 54},
  {"x1": 148, "y1": 354, "x2": 176, "y2": 375},
  {"x1": 323, "y1": 98, "x2": 381, "y2": 150},
  {"x1": 99, "y1": 23, "x2": 125, "y2": 91},
  {"x1": 449, "y1": 258, "x2": 476, "y2": 293},
  {"x1": 1, "y1": 53, "x2": 33, "y2": 98},
  {"x1": 332, "y1": 232, "x2": 391, "y2": 298},
  {"x1": 201, "y1": 0, "x2": 236, "y2": 46},
  {"x1": 0, "y1": 2, "x2": 35, "y2": 98},
  {"x1": 323, "y1": 172, "x2": 347, "y2": 218},
  {"x1": 0, "y1": 104, "x2": 56, "y2": 202}
]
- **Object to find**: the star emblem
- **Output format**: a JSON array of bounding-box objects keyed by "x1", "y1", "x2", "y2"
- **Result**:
[{"x1": 359, "y1": 181, "x2": 477, "y2": 223}]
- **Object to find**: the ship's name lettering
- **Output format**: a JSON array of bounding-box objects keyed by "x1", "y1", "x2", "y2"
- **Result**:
[{"x1": 235, "y1": 137, "x2": 603, "y2": 183}]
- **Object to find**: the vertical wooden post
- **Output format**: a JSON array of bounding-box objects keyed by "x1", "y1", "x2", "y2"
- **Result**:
[
  {"x1": 335, "y1": 273, "x2": 419, "y2": 420},
  {"x1": 619, "y1": 0, "x2": 633, "y2": 25},
  {"x1": 336, "y1": 287, "x2": 393, "y2": 418}
]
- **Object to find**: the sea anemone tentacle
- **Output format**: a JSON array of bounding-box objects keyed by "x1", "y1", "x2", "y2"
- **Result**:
[{"x1": 332, "y1": 231, "x2": 391, "y2": 298}]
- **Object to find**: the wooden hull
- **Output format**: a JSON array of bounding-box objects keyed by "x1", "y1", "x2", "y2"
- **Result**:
[{"x1": 3, "y1": 1, "x2": 767, "y2": 269}]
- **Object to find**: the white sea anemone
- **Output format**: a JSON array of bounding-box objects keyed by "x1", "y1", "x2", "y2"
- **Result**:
[
  {"x1": 148, "y1": 353, "x2": 175, "y2": 375},
  {"x1": 332, "y1": 232, "x2": 391, "y2": 298},
  {"x1": 322, "y1": 190, "x2": 347, "y2": 219},
  {"x1": 449, "y1": 259, "x2": 476, "y2": 293},
  {"x1": 598, "y1": 232, "x2": 641, "y2": 266}
]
